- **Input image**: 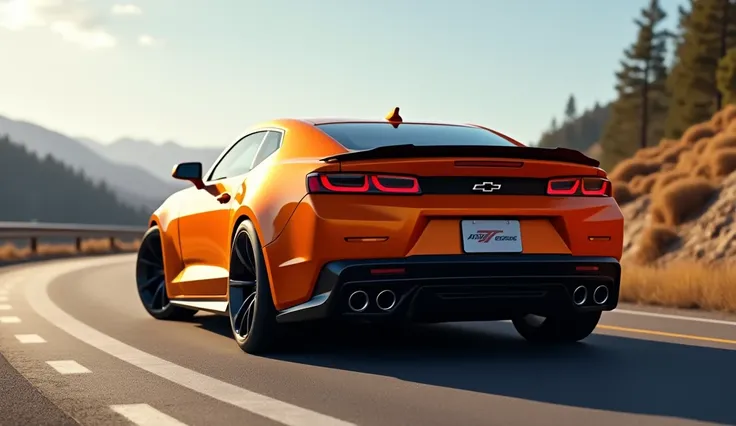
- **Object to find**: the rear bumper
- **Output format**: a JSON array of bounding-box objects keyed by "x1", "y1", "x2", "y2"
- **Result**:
[{"x1": 275, "y1": 254, "x2": 620, "y2": 324}]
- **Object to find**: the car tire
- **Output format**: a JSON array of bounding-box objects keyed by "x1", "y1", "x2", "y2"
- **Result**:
[
  {"x1": 227, "y1": 220, "x2": 281, "y2": 354},
  {"x1": 511, "y1": 311, "x2": 601, "y2": 344},
  {"x1": 135, "y1": 226, "x2": 198, "y2": 321}
]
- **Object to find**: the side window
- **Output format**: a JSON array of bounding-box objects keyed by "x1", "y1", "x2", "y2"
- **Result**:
[
  {"x1": 208, "y1": 132, "x2": 267, "y2": 181},
  {"x1": 252, "y1": 131, "x2": 282, "y2": 169}
]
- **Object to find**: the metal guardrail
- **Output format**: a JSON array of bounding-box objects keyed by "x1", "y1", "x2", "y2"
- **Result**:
[{"x1": 0, "y1": 221, "x2": 147, "y2": 253}]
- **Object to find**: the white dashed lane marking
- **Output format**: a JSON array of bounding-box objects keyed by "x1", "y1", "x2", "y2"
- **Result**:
[
  {"x1": 15, "y1": 334, "x2": 46, "y2": 343},
  {"x1": 21, "y1": 257, "x2": 356, "y2": 426},
  {"x1": 46, "y1": 360, "x2": 91, "y2": 375},
  {"x1": 0, "y1": 304, "x2": 11, "y2": 310},
  {"x1": 110, "y1": 404, "x2": 188, "y2": 426},
  {"x1": 0, "y1": 316, "x2": 20, "y2": 323}
]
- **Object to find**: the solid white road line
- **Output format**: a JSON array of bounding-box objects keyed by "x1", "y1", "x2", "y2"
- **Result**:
[
  {"x1": 0, "y1": 304, "x2": 11, "y2": 310},
  {"x1": 110, "y1": 404, "x2": 188, "y2": 426},
  {"x1": 612, "y1": 308, "x2": 736, "y2": 327},
  {"x1": 21, "y1": 257, "x2": 356, "y2": 426},
  {"x1": 0, "y1": 316, "x2": 20, "y2": 323},
  {"x1": 46, "y1": 360, "x2": 91, "y2": 375},
  {"x1": 15, "y1": 334, "x2": 46, "y2": 343}
]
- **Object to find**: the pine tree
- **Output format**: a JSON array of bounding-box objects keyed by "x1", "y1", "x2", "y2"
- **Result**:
[
  {"x1": 715, "y1": 0, "x2": 735, "y2": 109},
  {"x1": 673, "y1": 0, "x2": 695, "y2": 53},
  {"x1": 550, "y1": 117, "x2": 558, "y2": 132},
  {"x1": 664, "y1": 0, "x2": 736, "y2": 138},
  {"x1": 600, "y1": 0, "x2": 670, "y2": 170},
  {"x1": 717, "y1": 47, "x2": 736, "y2": 105},
  {"x1": 565, "y1": 95, "x2": 577, "y2": 121}
]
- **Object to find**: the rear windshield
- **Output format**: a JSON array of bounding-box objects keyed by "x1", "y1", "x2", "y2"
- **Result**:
[{"x1": 316, "y1": 123, "x2": 518, "y2": 151}]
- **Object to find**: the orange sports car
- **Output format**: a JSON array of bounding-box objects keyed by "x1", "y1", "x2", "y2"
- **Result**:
[{"x1": 135, "y1": 108, "x2": 624, "y2": 354}]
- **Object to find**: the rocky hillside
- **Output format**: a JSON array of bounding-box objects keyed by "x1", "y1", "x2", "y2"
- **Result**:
[{"x1": 608, "y1": 104, "x2": 736, "y2": 265}]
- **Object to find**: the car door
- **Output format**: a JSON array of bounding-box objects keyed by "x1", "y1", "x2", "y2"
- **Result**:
[{"x1": 176, "y1": 131, "x2": 268, "y2": 297}]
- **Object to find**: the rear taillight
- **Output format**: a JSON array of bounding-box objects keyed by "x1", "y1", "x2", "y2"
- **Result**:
[
  {"x1": 546, "y1": 177, "x2": 611, "y2": 197},
  {"x1": 307, "y1": 173, "x2": 421, "y2": 194}
]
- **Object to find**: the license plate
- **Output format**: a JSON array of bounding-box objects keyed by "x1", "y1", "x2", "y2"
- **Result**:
[{"x1": 461, "y1": 220, "x2": 522, "y2": 253}]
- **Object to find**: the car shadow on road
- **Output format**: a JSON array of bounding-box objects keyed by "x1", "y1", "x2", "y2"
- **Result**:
[{"x1": 194, "y1": 315, "x2": 736, "y2": 425}]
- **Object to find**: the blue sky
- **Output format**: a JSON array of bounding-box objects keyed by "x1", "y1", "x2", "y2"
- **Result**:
[{"x1": 0, "y1": 0, "x2": 682, "y2": 148}]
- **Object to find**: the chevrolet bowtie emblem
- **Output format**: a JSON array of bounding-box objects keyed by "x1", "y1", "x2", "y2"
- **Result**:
[{"x1": 472, "y1": 182, "x2": 502, "y2": 192}]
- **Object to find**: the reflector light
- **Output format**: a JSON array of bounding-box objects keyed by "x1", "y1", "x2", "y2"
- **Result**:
[
  {"x1": 575, "y1": 266, "x2": 599, "y2": 271},
  {"x1": 370, "y1": 268, "x2": 406, "y2": 275}
]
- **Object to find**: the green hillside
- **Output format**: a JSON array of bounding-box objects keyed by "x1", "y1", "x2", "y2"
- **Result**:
[{"x1": 0, "y1": 135, "x2": 150, "y2": 225}]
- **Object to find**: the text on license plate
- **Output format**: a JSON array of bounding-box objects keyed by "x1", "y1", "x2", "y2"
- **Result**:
[{"x1": 460, "y1": 220, "x2": 522, "y2": 253}]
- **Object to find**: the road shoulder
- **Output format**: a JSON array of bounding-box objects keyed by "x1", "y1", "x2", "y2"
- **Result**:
[{"x1": 0, "y1": 351, "x2": 79, "y2": 426}]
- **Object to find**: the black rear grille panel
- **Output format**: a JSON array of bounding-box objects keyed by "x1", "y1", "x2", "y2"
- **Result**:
[{"x1": 418, "y1": 176, "x2": 548, "y2": 195}]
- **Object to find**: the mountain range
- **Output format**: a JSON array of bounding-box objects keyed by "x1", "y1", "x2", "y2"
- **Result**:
[
  {"x1": 0, "y1": 114, "x2": 222, "y2": 211},
  {"x1": 77, "y1": 137, "x2": 222, "y2": 184}
]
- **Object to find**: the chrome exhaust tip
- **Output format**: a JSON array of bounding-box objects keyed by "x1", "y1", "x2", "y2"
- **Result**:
[
  {"x1": 376, "y1": 289, "x2": 397, "y2": 311},
  {"x1": 348, "y1": 290, "x2": 369, "y2": 312},
  {"x1": 593, "y1": 285, "x2": 609, "y2": 305},
  {"x1": 572, "y1": 285, "x2": 588, "y2": 306}
]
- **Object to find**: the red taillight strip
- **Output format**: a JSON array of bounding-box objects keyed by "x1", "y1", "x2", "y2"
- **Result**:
[
  {"x1": 307, "y1": 173, "x2": 422, "y2": 194},
  {"x1": 547, "y1": 178, "x2": 580, "y2": 195},
  {"x1": 370, "y1": 175, "x2": 419, "y2": 193},
  {"x1": 319, "y1": 175, "x2": 369, "y2": 192},
  {"x1": 546, "y1": 177, "x2": 611, "y2": 197},
  {"x1": 581, "y1": 178, "x2": 610, "y2": 196}
]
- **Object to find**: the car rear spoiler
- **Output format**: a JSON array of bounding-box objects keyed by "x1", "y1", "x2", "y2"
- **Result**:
[{"x1": 320, "y1": 144, "x2": 600, "y2": 167}]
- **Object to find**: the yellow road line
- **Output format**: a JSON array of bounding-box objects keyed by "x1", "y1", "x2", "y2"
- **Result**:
[{"x1": 597, "y1": 325, "x2": 736, "y2": 345}]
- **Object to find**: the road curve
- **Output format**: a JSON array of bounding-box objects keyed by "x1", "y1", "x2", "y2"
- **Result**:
[{"x1": 1, "y1": 255, "x2": 736, "y2": 426}]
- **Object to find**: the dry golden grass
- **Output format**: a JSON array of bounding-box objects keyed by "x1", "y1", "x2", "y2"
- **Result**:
[
  {"x1": 723, "y1": 104, "x2": 736, "y2": 124},
  {"x1": 655, "y1": 140, "x2": 690, "y2": 164},
  {"x1": 634, "y1": 145, "x2": 664, "y2": 159},
  {"x1": 611, "y1": 181, "x2": 636, "y2": 204},
  {"x1": 660, "y1": 162, "x2": 675, "y2": 172},
  {"x1": 659, "y1": 138, "x2": 679, "y2": 149},
  {"x1": 0, "y1": 238, "x2": 140, "y2": 261},
  {"x1": 727, "y1": 119, "x2": 736, "y2": 134},
  {"x1": 702, "y1": 133, "x2": 736, "y2": 154},
  {"x1": 650, "y1": 170, "x2": 689, "y2": 194},
  {"x1": 631, "y1": 173, "x2": 659, "y2": 195},
  {"x1": 675, "y1": 149, "x2": 700, "y2": 171},
  {"x1": 606, "y1": 106, "x2": 736, "y2": 313},
  {"x1": 681, "y1": 122, "x2": 718, "y2": 144},
  {"x1": 634, "y1": 224, "x2": 679, "y2": 263},
  {"x1": 712, "y1": 104, "x2": 736, "y2": 131},
  {"x1": 608, "y1": 158, "x2": 661, "y2": 182},
  {"x1": 693, "y1": 136, "x2": 713, "y2": 154},
  {"x1": 706, "y1": 147, "x2": 736, "y2": 177},
  {"x1": 622, "y1": 262, "x2": 736, "y2": 312},
  {"x1": 650, "y1": 177, "x2": 718, "y2": 226}
]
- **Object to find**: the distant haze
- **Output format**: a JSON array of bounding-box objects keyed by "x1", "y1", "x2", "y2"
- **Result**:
[
  {"x1": 78, "y1": 136, "x2": 222, "y2": 184},
  {"x1": 0, "y1": 114, "x2": 222, "y2": 211}
]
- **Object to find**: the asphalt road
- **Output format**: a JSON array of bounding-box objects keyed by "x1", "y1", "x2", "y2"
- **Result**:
[{"x1": 1, "y1": 255, "x2": 736, "y2": 426}]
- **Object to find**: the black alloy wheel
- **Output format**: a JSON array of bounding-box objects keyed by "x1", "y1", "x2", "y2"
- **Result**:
[
  {"x1": 135, "y1": 226, "x2": 197, "y2": 320},
  {"x1": 228, "y1": 220, "x2": 280, "y2": 354}
]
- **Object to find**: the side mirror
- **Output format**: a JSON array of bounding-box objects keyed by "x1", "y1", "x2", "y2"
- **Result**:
[{"x1": 172, "y1": 162, "x2": 204, "y2": 189}]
